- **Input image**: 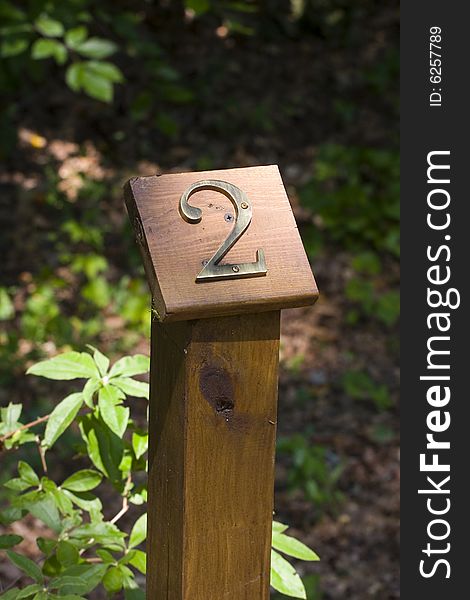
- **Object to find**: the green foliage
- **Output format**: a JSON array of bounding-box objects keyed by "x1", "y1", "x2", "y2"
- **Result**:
[
  {"x1": 0, "y1": 2, "x2": 123, "y2": 102},
  {"x1": 0, "y1": 348, "x2": 317, "y2": 599},
  {"x1": 0, "y1": 288, "x2": 15, "y2": 321},
  {"x1": 300, "y1": 144, "x2": 399, "y2": 257},
  {"x1": 277, "y1": 435, "x2": 343, "y2": 512},
  {"x1": 341, "y1": 370, "x2": 392, "y2": 410},
  {"x1": 270, "y1": 520, "x2": 319, "y2": 598},
  {"x1": 346, "y1": 253, "x2": 400, "y2": 328}
]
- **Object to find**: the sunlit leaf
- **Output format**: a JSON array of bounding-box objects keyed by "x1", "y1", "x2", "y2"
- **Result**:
[
  {"x1": 31, "y1": 39, "x2": 67, "y2": 64},
  {"x1": 99, "y1": 386, "x2": 129, "y2": 437},
  {"x1": 128, "y1": 549, "x2": 146, "y2": 574},
  {"x1": 272, "y1": 532, "x2": 319, "y2": 561},
  {"x1": 272, "y1": 520, "x2": 289, "y2": 534},
  {"x1": 128, "y1": 513, "x2": 147, "y2": 549},
  {"x1": 43, "y1": 392, "x2": 83, "y2": 448},
  {"x1": 27, "y1": 352, "x2": 99, "y2": 380},
  {"x1": 75, "y1": 38, "x2": 117, "y2": 59},
  {"x1": 111, "y1": 377, "x2": 149, "y2": 399},
  {"x1": 18, "y1": 461, "x2": 39, "y2": 486},
  {"x1": 270, "y1": 549, "x2": 306, "y2": 599},
  {"x1": 132, "y1": 432, "x2": 148, "y2": 459},
  {"x1": 65, "y1": 26, "x2": 88, "y2": 48},
  {"x1": 86, "y1": 345, "x2": 109, "y2": 376},
  {"x1": 35, "y1": 15, "x2": 64, "y2": 37},
  {"x1": 62, "y1": 469, "x2": 103, "y2": 492},
  {"x1": 109, "y1": 355, "x2": 150, "y2": 380}
]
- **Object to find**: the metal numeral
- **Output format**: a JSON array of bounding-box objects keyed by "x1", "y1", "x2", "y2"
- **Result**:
[{"x1": 179, "y1": 179, "x2": 267, "y2": 283}]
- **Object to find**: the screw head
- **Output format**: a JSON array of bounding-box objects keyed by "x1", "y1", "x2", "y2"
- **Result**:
[
  {"x1": 202, "y1": 259, "x2": 209, "y2": 266},
  {"x1": 224, "y1": 213, "x2": 234, "y2": 222},
  {"x1": 241, "y1": 202, "x2": 249, "y2": 209},
  {"x1": 232, "y1": 265, "x2": 240, "y2": 273}
]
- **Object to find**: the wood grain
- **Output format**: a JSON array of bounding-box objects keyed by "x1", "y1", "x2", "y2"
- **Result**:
[
  {"x1": 124, "y1": 165, "x2": 318, "y2": 322},
  {"x1": 147, "y1": 311, "x2": 280, "y2": 600}
]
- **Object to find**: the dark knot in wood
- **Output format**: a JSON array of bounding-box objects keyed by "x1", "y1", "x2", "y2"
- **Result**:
[{"x1": 199, "y1": 365, "x2": 234, "y2": 415}]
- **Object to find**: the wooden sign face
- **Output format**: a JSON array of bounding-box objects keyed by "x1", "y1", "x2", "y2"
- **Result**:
[{"x1": 125, "y1": 165, "x2": 318, "y2": 322}]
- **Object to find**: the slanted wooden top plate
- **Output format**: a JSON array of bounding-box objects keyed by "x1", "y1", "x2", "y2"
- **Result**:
[{"x1": 124, "y1": 165, "x2": 318, "y2": 322}]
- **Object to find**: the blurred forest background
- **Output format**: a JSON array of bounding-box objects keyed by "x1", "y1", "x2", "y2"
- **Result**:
[{"x1": 0, "y1": 0, "x2": 399, "y2": 598}]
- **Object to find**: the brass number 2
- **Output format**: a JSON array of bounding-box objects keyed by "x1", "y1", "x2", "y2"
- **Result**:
[{"x1": 179, "y1": 179, "x2": 267, "y2": 283}]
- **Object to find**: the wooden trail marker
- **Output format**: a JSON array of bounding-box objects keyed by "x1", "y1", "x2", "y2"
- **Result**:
[{"x1": 125, "y1": 165, "x2": 318, "y2": 600}]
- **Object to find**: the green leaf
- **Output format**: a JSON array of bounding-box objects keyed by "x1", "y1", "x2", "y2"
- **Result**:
[
  {"x1": 82, "y1": 377, "x2": 100, "y2": 407},
  {"x1": 43, "y1": 392, "x2": 83, "y2": 448},
  {"x1": 16, "y1": 584, "x2": 42, "y2": 600},
  {"x1": 0, "y1": 590, "x2": 19, "y2": 600},
  {"x1": 0, "y1": 506, "x2": 22, "y2": 526},
  {"x1": 86, "y1": 61, "x2": 123, "y2": 83},
  {"x1": 37, "y1": 537, "x2": 56, "y2": 555},
  {"x1": 103, "y1": 566, "x2": 123, "y2": 594},
  {"x1": 86, "y1": 345, "x2": 109, "y2": 376},
  {"x1": 81, "y1": 65, "x2": 113, "y2": 102},
  {"x1": 132, "y1": 432, "x2": 148, "y2": 459},
  {"x1": 65, "y1": 26, "x2": 88, "y2": 48},
  {"x1": 79, "y1": 414, "x2": 124, "y2": 482},
  {"x1": 185, "y1": 0, "x2": 211, "y2": 15},
  {"x1": 49, "y1": 486, "x2": 74, "y2": 516},
  {"x1": 124, "y1": 590, "x2": 145, "y2": 600},
  {"x1": 0, "y1": 288, "x2": 15, "y2": 320},
  {"x1": 18, "y1": 461, "x2": 39, "y2": 486},
  {"x1": 35, "y1": 15, "x2": 64, "y2": 37},
  {"x1": 1, "y1": 38, "x2": 28, "y2": 57},
  {"x1": 71, "y1": 522, "x2": 126, "y2": 551},
  {"x1": 29, "y1": 496, "x2": 61, "y2": 532},
  {"x1": 50, "y1": 565, "x2": 107, "y2": 594},
  {"x1": 127, "y1": 549, "x2": 146, "y2": 574},
  {"x1": 0, "y1": 534, "x2": 23, "y2": 549},
  {"x1": 62, "y1": 489, "x2": 102, "y2": 519},
  {"x1": 99, "y1": 386, "x2": 129, "y2": 437},
  {"x1": 62, "y1": 469, "x2": 102, "y2": 492},
  {"x1": 1, "y1": 402, "x2": 22, "y2": 430},
  {"x1": 66, "y1": 63, "x2": 84, "y2": 92},
  {"x1": 48, "y1": 576, "x2": 88, "y2": 595},
  {"x1": 128, "y1": 513, "x2": 147, "y2": 549},
  {"x1": 75, "y1": 38, "x2": 117, "y2": 59},
  {"x1": 270, "y1": 550, "x2": 306, "y2": 599},
  {"x1": 27, "y1": 352, "x2": 99, "y2": 380},
  {"x1": 6, "y1": 550, "x2": 44, "y2": 582},
  {"x1": 272, "y1": 520, "x2": 289, "y2": 533},
  {"x1": 272, "y1": 532, "x2": 319, "y2": 561},
  {"x1": 96, "y1": 549, "x2": 114, "y2": 563},
  {"x1": 57, "y1": 541, "x2": 80, "y2": 567},
  {"x1": 109, "y1": 355, "x2": 150, "y2": 378},
  {"x1": 31, "y1": 39, "x2": 67, "y2": 64},
  {"x1": 4, "y1": 478, "x2": 31, "y2": 491},
  {"x1": 111, "y1": 377, "x2": 149, "y2": 399}
]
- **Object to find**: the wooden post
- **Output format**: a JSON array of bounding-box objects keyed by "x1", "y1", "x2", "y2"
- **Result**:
[{"x1": 125, "y1": 166, "x2": 318, "y2": 600}]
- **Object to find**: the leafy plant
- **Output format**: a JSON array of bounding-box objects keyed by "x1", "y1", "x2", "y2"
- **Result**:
[
  {"x1": 0, "y1": 348, "x2": 318, "y2": 599},
  {"x1": 300, "y1": 144, "x2": 399, "y2": 257},
  {"x1": 341, "y1": 369, "x2": 392, "y2": 410},
  {"x1": 0, "y1": 3, "x2": 123, "y2": 102},
  {"x1": 345, "y1": 252, "x2": 399, "y2": 327},
  {"x1": 277, "y1": 435, "x2": 343, "y2": 512}
]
